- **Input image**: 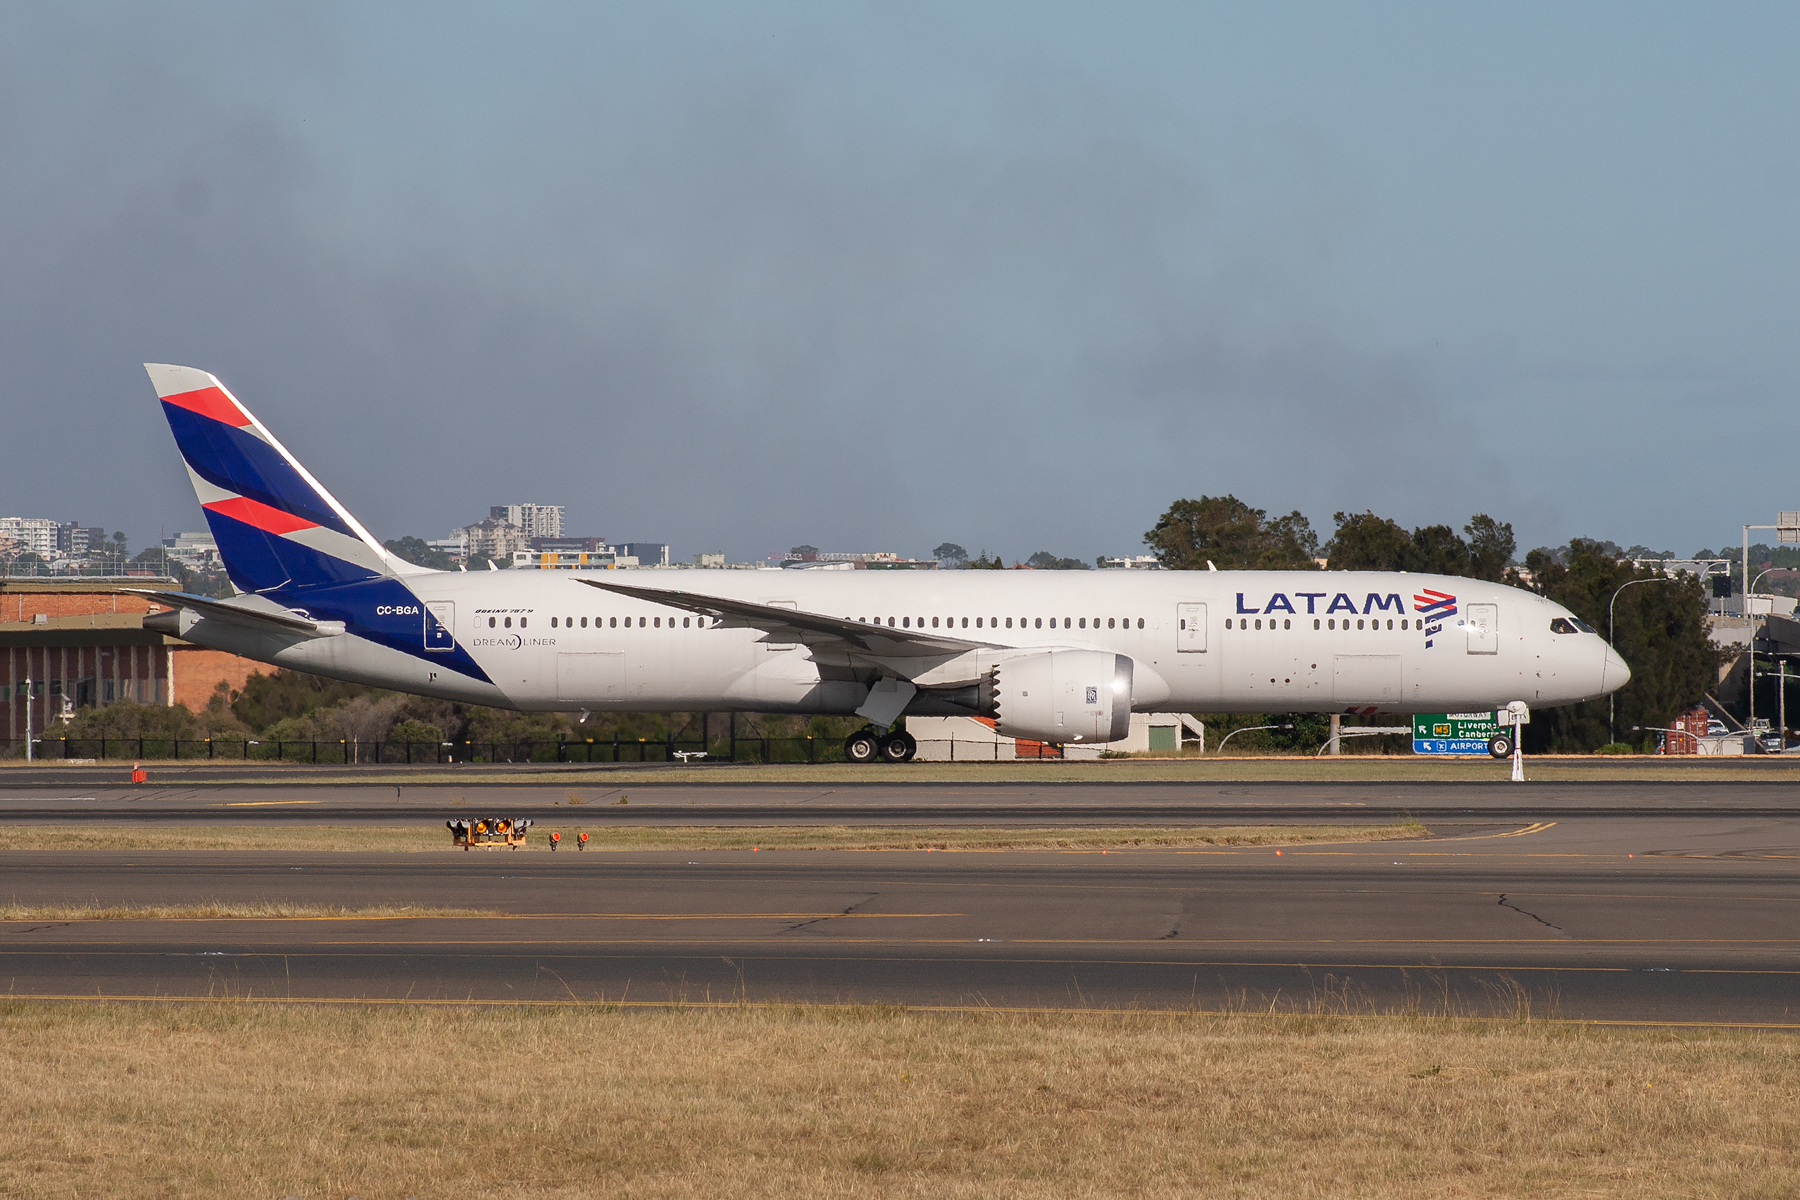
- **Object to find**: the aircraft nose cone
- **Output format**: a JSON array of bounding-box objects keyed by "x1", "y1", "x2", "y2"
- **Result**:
[{"x1": 1603, "y1": 645, "x2": 1631, "y2": 693}]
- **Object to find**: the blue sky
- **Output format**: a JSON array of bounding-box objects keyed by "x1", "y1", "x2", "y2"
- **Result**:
[{"x1": 2, "y1": 3, "x2": 1795, "y2": 563}]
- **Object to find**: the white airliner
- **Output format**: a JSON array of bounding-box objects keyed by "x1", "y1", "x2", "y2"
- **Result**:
[{"x1": 135, "y1": 364, "x2": 1629, "y2": 762}]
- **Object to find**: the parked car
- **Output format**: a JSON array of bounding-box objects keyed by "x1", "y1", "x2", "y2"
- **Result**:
[{"x1": 1707, "y1": 720, "x2": 1728, "y2": 736}]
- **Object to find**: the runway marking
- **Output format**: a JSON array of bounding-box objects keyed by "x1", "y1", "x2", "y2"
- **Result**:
[
  {"x1": 221, "y1": 800, "x2": 323, "y2": 807},
  {"x1": 11, "y1": 938, "x2": 1800, "y2": 950},
  {"x1": 0, "y1": 912, "x2": 964, "y2": 925}
]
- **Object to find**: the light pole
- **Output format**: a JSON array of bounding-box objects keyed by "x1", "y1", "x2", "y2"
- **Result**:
[
  {"x1": 1746, "y1": 567, "x2": 1789, "y2": 739},
  {"x1": 1609, "y1": 576, "x2": 1680, "y2": 745}
]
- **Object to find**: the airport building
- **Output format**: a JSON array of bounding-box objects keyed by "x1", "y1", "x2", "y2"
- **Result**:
[
  {"x1": 1, "y1": 581, "x2": 266, "y2": 749},
  {"x1": 907, "y1": 713, "x2": 1207, "y2": 760}
]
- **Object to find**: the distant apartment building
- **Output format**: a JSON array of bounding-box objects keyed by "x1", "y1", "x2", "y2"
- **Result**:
[
  {"x1": 0, "y1": 518, "x2": 59, "y2": 560},
  {"x1": 57, "y1": 524, "x2": 104, "y2": 558},
  {"x1": 461, "y1": 517, "x2": 530, "y2": 564},
  {"x1": 490, "y1": 504, "x2": 563, "y2": 541}
]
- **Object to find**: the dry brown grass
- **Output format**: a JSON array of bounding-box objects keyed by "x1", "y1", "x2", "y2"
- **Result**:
[
  {"x1": 0, "y1": 1002, "x2": 1794, "y2": 1198},
  {"x1": 0, "y1": 822, "x2": 1425, "y2": 853}
]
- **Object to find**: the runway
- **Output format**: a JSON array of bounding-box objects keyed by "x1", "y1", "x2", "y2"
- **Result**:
[
  {"x1": 3, "y1": 777, "x2": 1800, "y2": 822},
  {"x1": 3, "y1": 799, "x2": 1798, "y2": 1024}
]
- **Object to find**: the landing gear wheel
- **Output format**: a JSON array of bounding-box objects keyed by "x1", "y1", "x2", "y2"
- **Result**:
[
  {"x1": 879, "y1": 732, "x2": 917, "y2": 764},
  {"x1": 882, "y1": 726, "x2": 921, "y2": 766},
  {"x1": 1488, "y1": 734, "x2": 1513, "y2": 759},
  {"x1": 844, "y1": 731, "x2": 880, "y2": 764}
]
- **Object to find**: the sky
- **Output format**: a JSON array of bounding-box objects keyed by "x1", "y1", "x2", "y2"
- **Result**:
[{"x1": 2, "y1": 3, "x2": 1796, "y2": 565}]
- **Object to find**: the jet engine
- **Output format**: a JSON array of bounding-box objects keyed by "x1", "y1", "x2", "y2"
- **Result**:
[{"x1": 991, "y1": 650, "x2": 1133, "y2": 745}]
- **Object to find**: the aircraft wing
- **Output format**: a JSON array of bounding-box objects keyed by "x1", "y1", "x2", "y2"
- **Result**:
[
  {"x1": 574, "y1": 578, "x2": 996, "y2": 658},
  {"x1": 121, "y1": 588, "x2": 346, "y2": 639}
]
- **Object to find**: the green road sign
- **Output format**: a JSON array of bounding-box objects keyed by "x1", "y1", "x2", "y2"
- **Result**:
[{"x1": 1413, "y1": 712, "x2": 1501, "y2": 755}]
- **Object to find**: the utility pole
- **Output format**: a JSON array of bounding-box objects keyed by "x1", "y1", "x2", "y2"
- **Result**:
[{"x1": 22, "y1": 676, "x2": 30, "y2": 763}]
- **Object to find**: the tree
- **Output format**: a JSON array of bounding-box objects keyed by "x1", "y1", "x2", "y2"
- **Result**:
[
  {"x1": 1326, "y1": 512, "x2": 1411, "y2": 570},
  {"x1": 933, "y1": 543, "x2": 968, "y2": 567},
  {"x1": 969, "y1": 550, "x2": 1006, "y2": 570},
  {"x1": 384, "y1": 536, "x2": 457, "y2": 571},
  {"x1": 1026, "y1": 551, "x2": 1091, "y2": 570},
  {"x1": 1325, "y1": 510, "x2": 1515, "y2": 580},
  {"x1": 1145, "y1": 496, "x2": 1319, "y2": 570},
  {"x1": 1465, "y1": 515, "x2": 1516, "y2": 582},
  {"x1": 1518, "y1": 539, "x2": 1723, "y2": 752}
]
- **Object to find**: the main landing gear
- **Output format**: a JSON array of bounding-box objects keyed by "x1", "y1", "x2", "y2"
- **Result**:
[{"x1": 844, "y1": 727, "x2": 917, "y2": 764}]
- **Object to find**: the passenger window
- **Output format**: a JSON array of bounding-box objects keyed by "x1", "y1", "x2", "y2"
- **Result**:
[
  {"x1": 1401, "y1": 619, "x2": 1408, "y2": 630},
  {"x1": 1079, "y1": 618, "x2": 1086, "y2": 629},
  {"x1": 684, "y1": 617, "x2": 691, "y2": 627},
  {"x1": 1284, "y1": 619, "x2": 1291, "y2": 630},
  {"x1": 1136, "y1": 618, "x2": 1144, "y2": 629},
  {"x1": 551, "y1": 618, "x2": 558, "y2": 628},
  {"x1": 1108, "y1": 618, "x2": 1115, "y2": 629},
  {"x1": 504, "y1": 617, "x2": 512, "y2": 628},
  {"x1": 932, "y1": 617, "x2": 939, "y2": 628},
  {"x1": 1005, "y1": 618, "x2": 1013, "y2": 628},
  {"x1": 962, "y1": 617, "x2": 968, "y2": 628},
  {"x1": 1254, "y1": 619, "x2": 1262, "y2": 630},
  {"x1": 975, "y1": 618, "x2": 982, "y2": 628},
  {"x1": 609, "y1": 617, "x2": 616, "y2": 628},
  {"x1": 1313, "y1": 619, "x2": 1320, "y2": 630},
  {"x1": 1035, "y1": 618, "x2": 1042, "y2": 629},
  {"x1": 1327, "y1": 619, "x2": 1334, "y2": 630},
  {"x1": 581, "y1": 617, "x2": 588, "y2": 628},
  {"x1": 489, "y1": 617, "x2": 496, "y2": 628},
  {"x1": 1387, "y1": 619, "x2": 1393, "y2": 630}
]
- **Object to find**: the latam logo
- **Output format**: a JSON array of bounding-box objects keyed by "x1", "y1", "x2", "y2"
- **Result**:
[
  {"x1": 1413, "y1": 588, "x2": 1457, "y2": 648},
  {"x1": 1413, "y1": 588, "x2": 1457, "y2": 618},
  {"x1": 1236, "y1": 591, "x2": 1404, "y2": 615}
]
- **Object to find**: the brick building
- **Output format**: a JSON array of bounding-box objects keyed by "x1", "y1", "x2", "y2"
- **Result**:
[{"x1": 2, "y1": 581, "x2": 268, "y2": 748}]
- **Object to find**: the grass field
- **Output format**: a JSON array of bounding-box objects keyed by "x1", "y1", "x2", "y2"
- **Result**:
[
  {"x1": 0, "y1": 822, "x2": 1424, "y2": 853},
  {"x1": 0, "y1": 1002, "x2": 1794, "y2": 1198}
]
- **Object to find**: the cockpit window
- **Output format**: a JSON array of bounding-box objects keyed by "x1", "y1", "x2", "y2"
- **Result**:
[
  {"x1": 1549, "y1": 617, "x2": 1595, "y2": 635},
  {"x1": 1571, "y1": 618, "x2": 1596, "y2": 633}
]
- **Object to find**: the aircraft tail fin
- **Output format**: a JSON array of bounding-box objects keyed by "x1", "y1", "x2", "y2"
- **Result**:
[{"x1": 145, "y1": 364, "x2": 422, "y2": 594}]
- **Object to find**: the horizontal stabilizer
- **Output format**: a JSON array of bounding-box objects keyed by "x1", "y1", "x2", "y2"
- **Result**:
[{"x1": 125, "y1": 588, "x2": 346, "y2": 640}]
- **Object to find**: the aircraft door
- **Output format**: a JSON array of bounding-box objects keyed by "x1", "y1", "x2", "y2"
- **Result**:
[
  {"x1": 1465, "y1": 604, "x2": 1498, "y2": 654},
  {"x1": 1176, "y1": 603, "x2": 1207, "y2": 652},
  {"x1": 424, "y1": 601, "x2": 455, "y2": 651},
  {"x1": 558, "y1": 652, "x2": 626, "y2": 702}
]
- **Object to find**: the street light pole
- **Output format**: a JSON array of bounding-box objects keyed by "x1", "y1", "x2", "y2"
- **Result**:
[{"x1": 1609, "y1": 576, "x2": 1679, "y2": 745}]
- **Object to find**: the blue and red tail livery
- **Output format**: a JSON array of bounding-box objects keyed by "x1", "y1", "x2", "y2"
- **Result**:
[{"x1": 147, "y1": 364, "x2": 402, "y2": 595}]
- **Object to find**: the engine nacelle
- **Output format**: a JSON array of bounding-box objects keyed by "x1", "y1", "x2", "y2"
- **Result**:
[{"x1": 991, "y1": 651, "x2": 1133, "y2": 745}]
